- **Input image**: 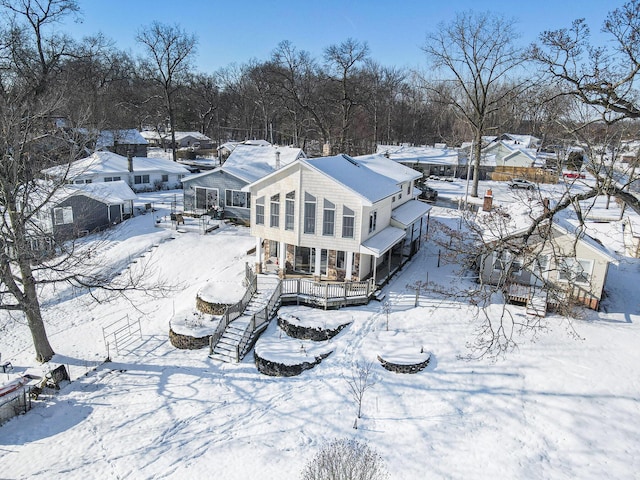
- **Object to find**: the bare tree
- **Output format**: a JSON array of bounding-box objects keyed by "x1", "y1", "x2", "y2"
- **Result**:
[
  {"x1": 136, "y1": 21, "x2": 197, "y2": 161},
  {"x1": 301, "y1": 438, "x2": 389, "y2": 480},
  {"x1": 423, "y1": 11, "x2": 528, "y2": 197},
  {"x1": 344, "y1": 360, "x2": 377, "y2": 421},
  {"x1": 529, "y1": 0, "x2": 640, "y2": 214},
  {"x1": 324, "y1": 38, "x2": 370, "y2": 155},
  {"x1": 0, "y1": 1, "x2": 169, "y2": 363}
]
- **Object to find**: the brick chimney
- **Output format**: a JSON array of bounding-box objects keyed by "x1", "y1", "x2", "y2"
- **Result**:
[
  {"x1": 543, "y1": 197, "x2": 550, "y2": 215},
  {"x1": 482, "y1": 189, "x2": 493, "y2": 212}
]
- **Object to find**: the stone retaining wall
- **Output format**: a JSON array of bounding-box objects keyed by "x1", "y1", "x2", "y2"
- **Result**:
[
  {"x1": 169, "y1": 327, "x2": 211, "y2": 350},
  {"x1": 377, "y1": 354, "x2": 431, "y2": 374},
  {"x1": 254, "y1": 351, "x2": 332, "y2": 377},
  {"x1": 277, "y1": 316, "x2": 350, "y2": 341},
  {"x1": 195, "y1": 295, "x2": 230, "y2": 315}
]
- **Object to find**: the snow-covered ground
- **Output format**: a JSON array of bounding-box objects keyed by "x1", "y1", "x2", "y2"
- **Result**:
[{"x1": 1, "y1": 184, "x2": 639, "y2": 479}]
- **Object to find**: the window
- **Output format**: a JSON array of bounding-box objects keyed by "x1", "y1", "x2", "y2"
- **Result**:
[
  {"x1": 270, "y1": 193, "x2": 280, "y2": 228},
  {"x1": 104, "y1": 176, "x2": 121, "y2": 182},
  {"x1": 368, "y1": 211, "x2": 377, "y2": 233},
  {"x1": 134, "y1": 175, "x2": 150, "y2": 184},
  {"x1": 336, "y1": 251, "x2": 346, "y2": 269},
  {"x1": 53, "y1": 206, "x2": 73, "y2": 225},
  {"x1": 342, "y1": 206, "x2": 354, "y2": 238},
  {"x1": 323, "y1": 199, "x2": 335, "y2": 236},
  {"x1": 407, "y1": 184, "x2": 411, "y2": 194},
  {"x1": 492, "y1": 251, "x2": 523, "y2": 276},
  {"x1": 195, "y1": 187, "x2": 218, "y2": 210},
  {"x1": 225, "y1": 189, "x2": 251, "y2": 208},
  {"x1": 285, "y1": 191, "x2": 295, "y2": 230},
  {"x1": 304, "y1": 192, "x2": 316, "y2": 234},
  {"x1": 255, "y1": 197, "x2": 265, "y2": 225},
  {"x1": 558, "y1": 258, "x2": 593, "y2": 284},
  {"x1": 161, "y1": 174, "x2": 169, "y2": 182}
]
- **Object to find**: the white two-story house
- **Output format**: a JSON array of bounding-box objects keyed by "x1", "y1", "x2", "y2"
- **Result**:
[{"x1": 245, "y1": 154, "x2": 430, "y2": 284}]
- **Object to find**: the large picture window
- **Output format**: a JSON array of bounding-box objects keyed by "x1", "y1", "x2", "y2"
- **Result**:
[
  {"x1": 304, "y1": 192, "x2": 316, "y2": 234},
  {"x1": 285, "y1": 191, "x2": 295, "y2": 231},
  {"x1": 134, "y1": 174, "x2": 150, "y2": 184},
  {"x1": 270, "y1": 193, "x2": 280, "y2": 228},
  {"x1": 558, "y1": 258, "x2": 593, "y2": 284},
  {"x1": 53, "y1": 206, "x2": 73, "y2": 225},
  {"x1": 255, "y1": 197, "x2": 265, "y2": 225},
  {"x1": 323, "y1": 199, "x2": 335, "y2": 236},
  {"x1": 342, "y1": 206, "x2": 354, "y2": 238},
  {"x1": 225, "y1": 189, "x2": 251, "y2": 208}
]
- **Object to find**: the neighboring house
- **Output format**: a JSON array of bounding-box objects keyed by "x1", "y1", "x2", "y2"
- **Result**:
[
  {"x1": 497, "y1": 133, "x2": 541, "y2": 149},
  {"x1": 482, "y1": 140, "x2": 538, "y2": 168},
  {"x1": 479, "y1": 217, "x2": 616, "y2": 311},
  {"x1": 33, "y1": 181, "x2": 137, "y2": 243},
  {"x1": 245, "y1": 153, "x2": 430, "y2": 285},
  {"x1": 96, "y1": 129, "x2": 148, "y2": 157},
  {"x1": 43, "y1": 151, "x2": 190, "y2": 192},
  {"x1": 181, "y1": 144, "x2": 306, "y2": 222},
  {"x1": 171, "y1": 132, "x2": 213, "y2": 149},
  {"x1": 140, "y1": 131, "x2": 213, "y2": 149},
  {"x1": 376, "y1": 144, "x2": 461, "y2": 178}
]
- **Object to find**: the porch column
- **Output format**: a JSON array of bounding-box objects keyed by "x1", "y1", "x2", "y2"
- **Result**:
[
  {"x1": 372, "y1": 255, "x2": 378, "y2": 284},
  {"x1": 345, "y1": 251, "x2": 353, "y2": 282},
  {"x1": 255, "y1": 237, "x2": 263, "y2": 274},
  {"x1": 278, "y1": 241, "x2": 286, "y2": 278},
  {"x1": 314, "y1": 247, "x2": 322, "y2": 278}
]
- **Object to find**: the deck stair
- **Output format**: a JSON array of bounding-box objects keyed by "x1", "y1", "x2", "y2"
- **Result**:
[
  {"x1": 526, "y1": 289, "x2": 548, "y2": 317},
  {"x1": 209, "y1": 275, "x2": 280, "y2": 363}
]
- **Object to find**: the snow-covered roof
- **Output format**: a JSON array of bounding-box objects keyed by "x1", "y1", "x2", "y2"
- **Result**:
[
  {"x1": 479, "y1": 201, "x2": 617, "y2": 263},
  {"x1": 43, "y1": 180, "x2": 137, "y2": 207},
  {"x1": 360, "y1": 226, "x2": 406, "y2": 257},
  {"x1": 376, "y1": 145, "x2": 459, "y2": 166},
  {"x1": 221, "y1": 145, "x2": 305, "y2": 183},
  {"x1": 391, "y1": 200, "x2": 432, "y2": 227},
  {"x1": 352, "y1": 154, "x2": 422, "y2": 183},
  {"x1": 172, "y1": 131, "x2": 212, "y2": 142},
  {"x1": 499, "y1": 133, "x2": 541, "y2": 149},
  {"x1": 304, "y1": 154, "x2": 400, "y2": 205},
  {"x1": 43, "y1": 151, "x2": 191, "y2": 179},
  {"x1": 96, "y1": 129, "x2": 148, "y2": 148}
]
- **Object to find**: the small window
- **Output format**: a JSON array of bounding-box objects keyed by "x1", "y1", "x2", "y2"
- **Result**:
[
  {"x1": 368, "y1": 211, "x2": 377, "y2": 233},
  {"x1": 161, "y1": 174, "x2": 169, "y2": 182}
]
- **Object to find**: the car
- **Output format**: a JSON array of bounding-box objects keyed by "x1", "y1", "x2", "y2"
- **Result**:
[
  {"x1": 508, "y1": 178, "x2": 535, "y2": 190},
  {"x1": 419, "y1": 185, "x2": 438, "y2": 202},
  {"x1": 562, "y1": 171, "x2": 586, "y2": 179}
]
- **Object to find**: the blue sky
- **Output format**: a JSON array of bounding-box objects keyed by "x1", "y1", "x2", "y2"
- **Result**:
[{"x1": 58, "y1": 0, "x2": 620, "y2": 73}]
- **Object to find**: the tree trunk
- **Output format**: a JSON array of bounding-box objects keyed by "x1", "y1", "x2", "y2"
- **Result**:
[
  {"x1": 20, "y1": 260, "x2": 54, "y2": 363},
  {"x1": 471, "y1": 131, "x2": 482, "y2": 198}
]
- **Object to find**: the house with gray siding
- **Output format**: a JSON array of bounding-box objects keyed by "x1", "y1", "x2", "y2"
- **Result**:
[
  {"x1": 34, "y1": 181, "x2": 137, "y2": 242},
  {"x1": 182, "y1": 144, "x2": 306, "y2": 222}
]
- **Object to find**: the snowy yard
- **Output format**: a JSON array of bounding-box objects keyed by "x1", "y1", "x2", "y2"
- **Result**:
[{"x1": 1, "y1": 188, "x2": 639, "y2": 479}]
